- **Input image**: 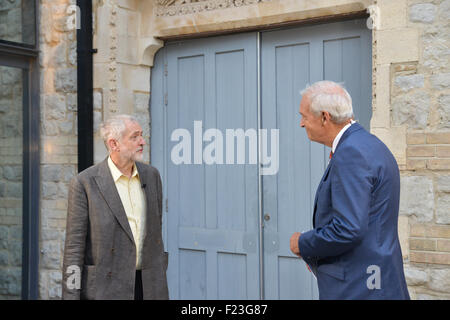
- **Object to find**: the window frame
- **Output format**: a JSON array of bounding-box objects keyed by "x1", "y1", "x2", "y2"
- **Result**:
[{"x1": 0, "y1": 0, "x2": 40, "y2": 300}]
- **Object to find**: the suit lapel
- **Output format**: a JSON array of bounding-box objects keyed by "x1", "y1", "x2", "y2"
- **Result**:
[{"x1": 93, "y1": 158, "x2": 135, "y2": 245}]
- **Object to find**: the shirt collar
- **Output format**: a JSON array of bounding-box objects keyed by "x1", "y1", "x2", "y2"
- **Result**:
[
  {"x1": 107, "y1": 156, "x2": 139, "y2": 182},
  {"x1": 332, "y1": 120, "x2": 356, "y2": 153}
]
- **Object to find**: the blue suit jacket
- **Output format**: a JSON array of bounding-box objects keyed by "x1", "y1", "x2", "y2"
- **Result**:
[{"x1": 298, "y1": 123, "x2": 410, "y2": 300}]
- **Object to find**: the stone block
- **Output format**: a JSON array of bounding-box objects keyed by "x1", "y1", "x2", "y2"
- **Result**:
[
  {"x1": 392, "y1": 91, "x2": 430, "y2": 129},
  {"x1": 41, "y1": 182, "x2": 59, "y2": 200},
  {"x1": 428, "y1": 269, "x2": 450, "y2": 293},
  {"x1": 424, "y1": 225, "x2": 450, "y2": 238},
  {"x1": 410, "y1": 238, "x2": 436, "y2": 251},
  {"x1": 427, "y1": 132, "x2": 450, "y2": 144},
  {"x1": 407, "y1": 159, "x2": 427, "y2": 170},
  {"x1": 407, "y1": 132, "x2": 426, "y2": 145},
  {"x1": 3, "y1": 166, "x2": 22, "y2": 181},
  {"x1": 410, "y1": 224, "x2": 426, "y2": 237},
  {"x1": 427, "y1": 159, "x2": 450, "y2": 170},
  {"x1": 40, "y1": 42, "x2": 67, "y2": 68},
  {"x1": 430, "y1": 73, "x2": 450, "y2": 90},
  {"x1": 439, "y1": 0, "x2": 450, "y2": 21},
  {"x1": 48, "y1": 271, "x2": 62, "y2": 300},
  {"x1": 437, "y1": 95, "x2": 450, "y2": 129},
  {"x1": 54, "y1": 68, "x2": 77, "y2": 93},
  {"x1": 377, "y1": 0, "x2": 407, "y2": 30},
  {"x1": 41, "y1": 164, "x2": 62, "y2": 182},
  {"x1": 61, "y1": 165, "x2": 76, "y2": 183},
  {"x1": 407, "y1": 145, "x2": 435, "y2": 157},
  {"x1": 93, "y1": 110, "x2": 102, "y2": 132},
  {"x1": 43, "y1": 94, "x2": 66, "y2": 121},
  {"x1": 400, "y1": 175, "x2": 434, "y2": 222},
  {"x1": 40, "y1": 240, "x2": 61, "y2": 269},
  {"x1": 437, "y1": 146, "x2": 450, "y2": 158},
  {"x1": 398, "y1": 215, "x2": 409, "y2": 259},
  {"x1": 134, "y1": 92, "x2": 150, "y2": 113},
  {"x1": 68, "y1": 41, "x2": 76, "y2": 66},
  {"x1": 8, "y1": 240, "x2": 21, "y2": 266},
  {"x1": 394, "y1": 74, "x2": 424, "y2": 92},
  {"x1": 0, "y1": 250, "x2": 8, "y2": 266},
  {"x1": 437, "y1": 175, "x2": 450, "y2": 193},
  {"x1": 93, "y1": 91, "x2": 103, "y2": 111},
  {"x1": 58, "y1": 120, "x2": 74, "y2": 135},
  {"x1": 377, "y1": 28, "x2": 419, "y2": 64},
  {"x1": 410, "y1": 3, "x2": 437, "y2": 23},
  {"x1": 0, "y1": 180, "x2": 5, "y2": 197},
  {"x1": 6, "y1": 268, "x2": 21, "y2": 296},
  {"x1": 5, "y1": 182, "x2": 21, "y2": 198},
  {"x1": 436, "y1": 193, "x2": 450, "y2": 224},
  {"x1": 422, "y1": 30, "x2": 450, "y2": 71},
  {"x1": 67, "y1": 93, "x2": 77, "y2": 111},
  {"x1": 438, "y1": 240, "x2": 450, "y2": 252},
  {"x1": 404, "y1": 265, "x2": 428, "y2": 286},
  {"x1": 410, "y1": 251, "x2": 450, "y2": 265}
]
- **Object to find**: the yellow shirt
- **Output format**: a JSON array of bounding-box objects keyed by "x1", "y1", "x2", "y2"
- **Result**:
[{"x1": 108, "y1": 157, "x2": 146, "y2": 270}]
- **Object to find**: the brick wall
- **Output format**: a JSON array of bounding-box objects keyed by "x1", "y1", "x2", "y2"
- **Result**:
[
  {"x1": 392, "y1": 0, "x2": 450, "y2": 300},
  {"x1": 407, "y1": 132, "x2": 450, "y2": 170}
]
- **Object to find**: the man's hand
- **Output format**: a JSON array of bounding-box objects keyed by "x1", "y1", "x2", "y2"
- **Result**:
[{"x1": 290, "y1": 232, "x2": 302, "y2": 258}]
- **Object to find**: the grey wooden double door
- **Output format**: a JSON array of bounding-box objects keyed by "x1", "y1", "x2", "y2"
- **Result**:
[{"x1": 151, "y1": 19, "x2": 371, "y2": 300}]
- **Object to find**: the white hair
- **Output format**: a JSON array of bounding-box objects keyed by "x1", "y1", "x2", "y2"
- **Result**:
[
  {"x1": 300, "y1": 81, "x2": 354, "y2": 124},
  {"x1": 99, "y1": 114, "x2": 139, "y2": 153}
]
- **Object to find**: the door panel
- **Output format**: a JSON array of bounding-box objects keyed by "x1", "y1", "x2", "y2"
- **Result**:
[
  {"x1": 151, "y1": 19, "x2": 372, "y2": 300},
  {"x1": 154, "y1": 33, "x2": 260, "y2": 299},
  {"x1": 260, "y1": 19, "x2": 371, "y2": 299}
]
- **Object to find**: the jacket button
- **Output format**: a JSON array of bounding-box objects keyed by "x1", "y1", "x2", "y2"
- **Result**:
[{"x1": 111, "y1": 248, "x2": 115, "y2": 253}]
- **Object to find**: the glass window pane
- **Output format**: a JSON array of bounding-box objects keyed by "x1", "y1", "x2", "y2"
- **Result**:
[
  {"x1": 0, "y1": 65, "x2": 24, "y2": 299},
  {"x1": 0, "y1": 0, "x2": 36, "y2": 46}
]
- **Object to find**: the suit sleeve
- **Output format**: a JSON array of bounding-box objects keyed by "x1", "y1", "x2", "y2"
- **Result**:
[
  {"x1": 298, "y1": 148, "x2": 373, "y2": 259},
  {"x1": 62, "y1": 176, "x2": 89, "y2": 300}
]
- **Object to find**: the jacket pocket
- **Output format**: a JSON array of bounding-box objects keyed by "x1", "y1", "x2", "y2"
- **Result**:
[
  {"x1": 81, "y1": 265, "x2": 96, "y2": 300},
  {"x1": 317, "y1": 263, "x2": 345, "y2": 281}
]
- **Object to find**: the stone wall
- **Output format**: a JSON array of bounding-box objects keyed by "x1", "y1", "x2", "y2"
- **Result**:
[
  {"x1": 92, "y1": 0, "x2": 152, "y2": 164},
  {"x1": 38, "y1": 0, "x2": 78, "y2": 300},
  {"x1": 34, "y1": 0, "x2": 450, "y2": 299},
  {"x1": 394, "y1": 0, "x2": 450, "y2": 300}
]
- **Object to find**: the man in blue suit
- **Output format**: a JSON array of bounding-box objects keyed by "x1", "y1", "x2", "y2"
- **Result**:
[{"x1": 290, "y1": 81, "x2": 410, "y2": 300}]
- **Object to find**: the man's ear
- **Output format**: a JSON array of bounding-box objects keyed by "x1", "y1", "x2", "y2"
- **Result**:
[
  {"x1": 321, "y1": 111, "x2": 331, "y2": 125},
  {"x1": 107, "y1": 138, "x2": 119, "y2": 152}
]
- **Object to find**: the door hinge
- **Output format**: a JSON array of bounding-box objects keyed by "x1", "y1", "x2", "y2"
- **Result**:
[
  {"x1": 164, "y1": 63, "x2": 168, "y2": 77},
  {"x1": 164, "y1": 93, "x2": 168, "y2": 106},
  {"x1": 165, "y1": 198, "x2": 168, "y2": 212}
]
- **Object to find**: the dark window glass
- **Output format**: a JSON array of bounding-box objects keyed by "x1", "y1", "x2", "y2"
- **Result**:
[
  {"x1": 0, "y1": 0, "x2": 36, "y2": 46},
  {"x1": 0, "y1": 65, "x2": 24, "y2": 299}
]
